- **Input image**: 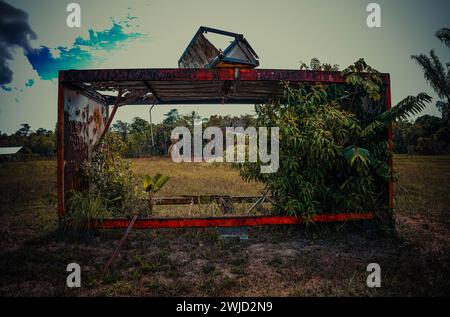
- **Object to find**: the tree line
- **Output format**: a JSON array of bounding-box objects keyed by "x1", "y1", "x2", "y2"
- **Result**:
[
  {"x1": 1, "y1": 109, "x2": 448, "y2": 159},
  {"x1": 2, "y1": 27, "x2": 448, "y2": 159}
]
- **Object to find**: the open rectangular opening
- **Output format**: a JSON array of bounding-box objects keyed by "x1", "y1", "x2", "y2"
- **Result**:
[{"x1": 57, "y1": 68, "x2": 392, "y2": 229}]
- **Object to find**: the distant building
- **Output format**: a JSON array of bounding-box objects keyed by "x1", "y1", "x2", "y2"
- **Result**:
[
  {"x1": 0, "y1": 147, "x2": 23, "y2": 161},
  {"x1": 0, "y1": 147, "x2": 23, "y2": 155}
]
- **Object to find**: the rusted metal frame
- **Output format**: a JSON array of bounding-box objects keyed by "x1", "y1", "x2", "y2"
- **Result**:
[
  {"x1": 246, "y1": 189, "x2": 270, "y2": 213},
  {"x1": 200, "y1": 26, "x2": 244, "y2": 39},
  {"x1": 222, "y1": 39, "x2": 254, "y2": 61},
  {"x1": 92, "y1": 212, "x2": 374, "y2": 230},
  {"x1": 208, "y1": 56, "x2": 259, "y2": 68},
  {"x1": 104, "y1": 97, "x2": 271, "y2": 105},
  {"x1": 60, "y1": 69, "x2": 390, "y2": 85},
  {"x1": 57, "y1": 72, "x2": 65, "y2": 220},
  {"x1": 102, "y1": 213, "x2": 139, "y2": 275},
  {"x1": 98, "y1": 90, "x2": 122, "y2": 145},
  {"x1": 151, "y1": 195, "x2": 271, "y2": 205},
  {"x1": 240, "y1": 38, "x2": 259, "y2": 59},
  {"x1": 65, "y1": 82, "x2": 108, "y2": 105},
  {"x1": 149, "y1": 103, "x2": 157, "y2": 147},
  {"x1": 57, "y1": 68, "x2": 391, "y2": 229},
  {"x1": 143, "y1": 81, "x2": 162, "y2": 102},
  {"x1": 208, "y1": 39, "x2": 259, "y2": 68},
  {"x1": 178, "y1": 28, "x2": 205, "y2": 66}
]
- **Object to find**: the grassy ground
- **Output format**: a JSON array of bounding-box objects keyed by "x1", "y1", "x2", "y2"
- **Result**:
[
  {"x1": 131, "y1": 158, "x2": 266, "y2": 217},
  {"x1": 0, "y1": 155, "x2": 449, "y2": 296}
]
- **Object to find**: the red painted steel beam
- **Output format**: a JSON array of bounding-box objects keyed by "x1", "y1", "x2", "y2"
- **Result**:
[
  {"x1": 92, "y1": 212, "x2": 374, "y2": 229},
  {"x1": 60, "y1": 68, "x2": 391, "y2": 85}
]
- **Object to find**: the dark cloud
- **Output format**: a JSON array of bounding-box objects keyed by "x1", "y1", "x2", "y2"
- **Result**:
[
  {"x1": 0, "y1": 2, "x2": 146, "y2": 84},
  {"x1": 0, "y1": 1, "x2": 36, "y2": 86}
]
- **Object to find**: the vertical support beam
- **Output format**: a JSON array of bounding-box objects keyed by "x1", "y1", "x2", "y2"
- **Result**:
[
  {"x1": 149, "y1": 103, "x2": 156, "y2": 147},
  {"x1": 143, "y1": 81, "x2": 162, "y2": 103},
  {"x1": 57, "y1": 72, "x2": 65, "y2": 221},
  {"x1": 98, "y1": 90, "x2": 122, "y2": 145},
  {"x1": 386, "y1": 77, "x2": 393, "y2": 211}
]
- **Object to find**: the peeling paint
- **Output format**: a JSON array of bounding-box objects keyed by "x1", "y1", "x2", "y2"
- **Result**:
[{"x1": 63, "y1": 87, "x2": 108, "y2": 193}]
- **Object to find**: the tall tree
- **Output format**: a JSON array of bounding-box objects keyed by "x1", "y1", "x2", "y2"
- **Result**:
[
  {"x1": 436, "y1": 28, "x2": 450, "y2": 47},
  {"x1": 411, "y1": 27, "x2": 450, "y2": 122},
  {"x1": 112, "y1": 120, "x2": 130, "y2": 141},
  {"x1": 163, "y1": 109, "x2": 179, "y2": 126},
  {"x1": 16, "y1": 123, "x2": 31, "y2": 136}
]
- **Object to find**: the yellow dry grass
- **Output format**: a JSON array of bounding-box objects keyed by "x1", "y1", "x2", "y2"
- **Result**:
[{"x1": 130, "y1": 157, "x2": 265, "y2": 217}]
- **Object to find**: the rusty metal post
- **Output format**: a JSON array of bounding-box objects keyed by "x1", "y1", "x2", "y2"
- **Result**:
[
  {"x1": 386, "y1": 77, "x2": 393, "y2": 211},
  {"x1": 386, "y1": 76, "x2": 395, "y2": 228},
  {"x1": 57, "y1": 72, "x2": 65, "y2": 221},
  {"x1": 98, "y1": 89, "x2": 122, "y2": 145},
  {"x1": 148, "y1": 103, "x2": 156, "y2": 148},
  {"x1": 102, "y1": 213, "x2": 139, "y2": 275}
]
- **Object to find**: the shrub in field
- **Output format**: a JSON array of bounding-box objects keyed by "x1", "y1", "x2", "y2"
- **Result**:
[
  {"x1": 83, "y1": 133, "x2": 133, "y2": 202},
  {"x1": 238, "y1": 59, "x2": 431, "y2": 222},
  {"x1": 62, "y1": 191, "x2": 109, "y2": 234},
  {"x1": 82, "y1": 133, "x2": 147, "y2": 216}
]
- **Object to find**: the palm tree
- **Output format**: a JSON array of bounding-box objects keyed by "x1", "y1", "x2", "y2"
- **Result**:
[
  {"x1": 436, "y1": 28, "x2": 450, "y2": 47},
  {"x1": 411, "y1": 27, "x2": 450, "y2": 119}
]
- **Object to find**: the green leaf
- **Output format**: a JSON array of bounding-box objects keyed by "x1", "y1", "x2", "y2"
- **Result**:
[
  {"x1": 153, "y1": 175, "x2": 170, "y2": 193},
  {"x1": 143, "y1": 175, "x2": 153, "y2": 192},
  {"x1": 152, "y1": 173, "x2": 163, "y2": 184},
  {"x1": 343, "y1": 146, "x2": 370, "y2": 167},
  {"x1": 143, "y1": 174, "x2": 170, "y2": 193},
  {"x1": 378, "y1": 93, "x2": 432, "y2": 123}
]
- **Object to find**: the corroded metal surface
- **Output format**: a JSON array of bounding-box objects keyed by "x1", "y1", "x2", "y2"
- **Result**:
[
  {"x1": 178, "y1": 26, "x2": 259, "y2": 69},
  {"x1": 62, "y1": 68, "x2": 382, "y2": 84},
  {"x1": 92, "y1": 212, "x2": 374, "y2": 229},
  {"x1": 60, "y1": 68, "x2": 390, "y2": 106},
  {"x1": 57, "y1": 68, "x2": 392, "y2": 227},
  {"x1": 178, "y1": 32, "x2": 220, "y2": 68},
  {"x1": 63, "y1": 87, "x2": 108, "y2": 195}
]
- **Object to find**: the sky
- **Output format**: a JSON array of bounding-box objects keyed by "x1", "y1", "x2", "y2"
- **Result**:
[{"x1": 0, "y1": 0, "x2": 449, "y2": 134}]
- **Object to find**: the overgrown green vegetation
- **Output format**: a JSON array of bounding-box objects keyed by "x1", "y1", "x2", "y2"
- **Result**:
[
  {"x1": 1, "y1": 156, "x2": 449, "y2": 296},
  {"x1": 393, "y1": 115, "x2": 450, "y2": 154},
  {"x1": 78, "y1": 134, "x2": 147, "y2": 219},
  {"x1": 0, "y1": 124, "x2": 55, "y2": 159},
  {"x1": 82, "y1": 133, "x2": 134, "y2": 204},
  {"x1": 62, "y1": 191, "x2": 109, "y2": 234},
  {"x1": 238, "y1": 59, "x2": 431, "y2": 220}
]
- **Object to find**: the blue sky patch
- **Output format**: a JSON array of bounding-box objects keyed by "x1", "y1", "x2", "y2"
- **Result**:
[
  {"x1": 26, "y1": 19, "x2": 146, "y2": 80},
  {"x1": 74, "y1": 21, "x2": 143, "y2": 50},
  {"x1": 25, "y1": 79, "x2": 34, "y2": 87}
]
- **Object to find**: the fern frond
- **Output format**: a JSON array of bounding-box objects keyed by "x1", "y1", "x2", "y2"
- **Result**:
[{"x1": 379, "y1": 93, "x2": 432, "y2": 123}]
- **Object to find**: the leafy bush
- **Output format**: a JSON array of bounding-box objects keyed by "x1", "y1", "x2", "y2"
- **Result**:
[
  {"x1": 82, "y1": 133, "x2": 147, "y2": 216},
  {"x1": 83, "y1": 133, "x2": 133, "y2": 201},
  {"x1": 238, "y1": 59, "x2": 431, "y2": 222}
]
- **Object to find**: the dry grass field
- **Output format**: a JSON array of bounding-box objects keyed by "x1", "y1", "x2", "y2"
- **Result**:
[
  {"x1": 131, "y1": 158, "x2": 266, "y2": 217},
  {"x1": 0, "y1": 155, "x2": 449, "y2": 296}
]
